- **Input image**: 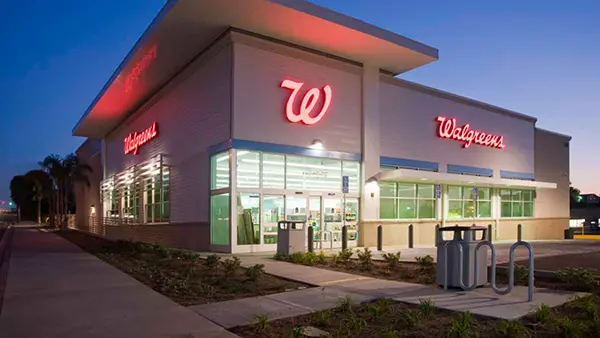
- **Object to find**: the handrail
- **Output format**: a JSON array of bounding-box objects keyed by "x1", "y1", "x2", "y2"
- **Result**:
[{"x1": 442, "y1": 240, "x2": 535, "y2": 302}]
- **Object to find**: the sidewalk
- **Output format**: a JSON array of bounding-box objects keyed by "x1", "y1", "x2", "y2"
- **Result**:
[{"x1": 0, "y1": 229, "x2": 237, "y2": 338}]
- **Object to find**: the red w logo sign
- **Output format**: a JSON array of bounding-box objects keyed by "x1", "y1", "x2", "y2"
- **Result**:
[{"x1": 281, "y1": 79, "x2": 332, "y2": 125}]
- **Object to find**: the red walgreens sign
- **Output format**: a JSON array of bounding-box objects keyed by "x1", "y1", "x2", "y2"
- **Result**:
[
  {"x1": 435, "y1": 116, "x2": 505, "y2": 149},
  {"x1": 124, "y1": 122, "x2": 158, "y2": 155},
  {"x1": 281, "y1": 79, "x2": 332, "y2": 125}
]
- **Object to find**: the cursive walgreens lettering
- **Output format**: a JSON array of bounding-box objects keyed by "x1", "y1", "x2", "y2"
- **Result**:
[
  {"x1": 124, "y1": 122, "x2": 158, "y2": 155},
  {"x1": 436, "y1": 116, "x2": 505, "y2": 149}
]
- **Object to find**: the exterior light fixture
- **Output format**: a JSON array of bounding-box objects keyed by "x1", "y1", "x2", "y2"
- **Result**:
[
  {"x1": 310, "y1": 139, "x2": 324, "y2": 149},
  {"x1": 365, "y1": 178, "x2": 379, "y2": 198}
]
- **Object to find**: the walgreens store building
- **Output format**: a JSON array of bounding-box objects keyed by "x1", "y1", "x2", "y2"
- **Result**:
[{"x1": 74, "y1": 0, "x2": 571, "y2": 253}]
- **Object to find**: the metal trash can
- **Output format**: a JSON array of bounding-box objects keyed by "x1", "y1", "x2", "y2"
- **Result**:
[
  {"x1": 277, "y1": 221, "x2": 306, "y2": 255},
  {"x1": 436, "y1": 225, "x2": 488, "y2": 288}
]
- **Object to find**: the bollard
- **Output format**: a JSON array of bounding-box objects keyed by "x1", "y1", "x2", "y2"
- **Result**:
[
  {"x1": 341, "y1": 225, "x2": 348, "y2": 250},
  {"x1": 488, "y1": 224, "x2": 493, "y2": 244},
  {"x1": 377, "y1": 225, "x2": 383, "y2": 251},
  {"x1": 435, "y1": 224, "x2": 440, "y2": 246},
  {"x1": 472, "y1": 224, "x2": 477, "y2": 240},
  {"x1": 517, "y1": 224, "x2": 522, "y2": 242},
  {"x1": 408, "y1": 224, "x2": 414, "y2": 248},
  {"x1": 307, "y1": 226, "x2": 314, "y2": 253}
]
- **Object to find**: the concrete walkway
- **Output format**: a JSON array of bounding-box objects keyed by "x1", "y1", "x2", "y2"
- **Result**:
[
  {"x1": 191, "y1": 255, "x2": 586, "y2": 328},
  {"x1": 0, "y1": 229, "x2": 238, "y2": 338}
]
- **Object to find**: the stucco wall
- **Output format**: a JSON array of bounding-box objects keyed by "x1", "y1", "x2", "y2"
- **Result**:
[
  {"x1": 103, "y1": 39, "x2": 233, "y2": 224},
  {"x1": 534, "y1": 129, "x2": 570, "y2": 219},
  {"x1": 232, "y1": 33, "x2": 362, "y2": 155},
  {"x1": 379, "y1": 76, "x2": 536, "y2": 174}
]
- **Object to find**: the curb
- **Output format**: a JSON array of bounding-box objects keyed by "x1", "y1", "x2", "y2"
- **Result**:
[{"x1": 0, "y1": 226, "x2": 16, "y2": 317}]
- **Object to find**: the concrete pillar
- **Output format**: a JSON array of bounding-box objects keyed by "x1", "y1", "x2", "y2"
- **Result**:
[{"x1": 361, "y1": 65, "x2": 380, "y2": 221}]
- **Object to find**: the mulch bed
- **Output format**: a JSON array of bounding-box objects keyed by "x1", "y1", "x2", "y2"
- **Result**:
[
  {"x1": 58, "y1": 230, "x2": 307, "y2": 306},
  {"x1": 231, "y1": 295, "x2": 600, "y2": 337}
]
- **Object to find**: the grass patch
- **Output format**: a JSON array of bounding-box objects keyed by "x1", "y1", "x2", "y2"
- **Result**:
[{"x1": 57, "y1": 230, "x2": 307, "y2": 305}]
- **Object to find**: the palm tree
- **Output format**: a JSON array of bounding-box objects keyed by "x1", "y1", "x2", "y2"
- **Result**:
[
  {"x1": 25, "y1": 170, "x2": 53, "y2": 224},
  {"x1": 39, "y1": 154, "x2": 63, "y2": 227},
  {"x1": 39, "y1": 153, "x2": 92, "y2": 228}
]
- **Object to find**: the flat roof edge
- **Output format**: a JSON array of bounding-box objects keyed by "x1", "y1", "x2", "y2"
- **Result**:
[
  {"x1": 271, "y1": 0, "x2": 439, "y2": 60},
  {"x1": 382, "y1": 75, "x2": 538, "y2": 123},
  {"x1": 71, "y1": 0, "x2": 179, "y2": 136},
  {"x1": 535, "y1": 127, "x2": 572, "y2": 140}
]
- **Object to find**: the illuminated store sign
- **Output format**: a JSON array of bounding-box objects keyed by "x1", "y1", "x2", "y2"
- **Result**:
[
  {"x1": 124, "y1": 122, "x2": 158, "y2": 155},
  {"x1": 281, "y1": 79, "x2": 332, "y2": 125},
  {"x1": 435, "y1": 116, "x2": 505, "y2": 149}
]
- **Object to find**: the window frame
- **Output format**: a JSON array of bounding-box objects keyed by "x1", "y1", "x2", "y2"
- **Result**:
[
  {"x1": 500, "y1": 188, "x2": 535, "y2": 218},
  {"x1": 379, "y1": 182, "x2": 437, "y2": 221},
  {"x1": 447, "y1": 186, "x2": 493, "y2": 220}
]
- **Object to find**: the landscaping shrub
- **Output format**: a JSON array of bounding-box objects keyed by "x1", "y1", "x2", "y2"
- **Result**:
[
  {"x1": 357, "y1": 247, "x2": 374, "y2": 271},
  {"x1": 311, "y1": 309, "x2": 332, "y2": 326},
  {"x1": 272, "y1": 252, "x2": 286, "y2": 261},
  {"x1": 513, "y1": 264, "x2": 529, "y2": 284},
  {"x1": 415, "y1": 255, "x2": 434, "y2": 268},
  {"x1": 151, "y1": 243, "x2": 171, "y2": 258},
  {"x1": 245, "y1": 264, "x2": 265, "y2": 281},
  {"x1": 401, "y1": 310, "x2": 421, "y2": 328},
  {"x1": 418, "y1": 298, "x2": 435, "y2": 317},
  {"x1": 447, "y1": 312, "x2": 473, "y2": 338},
  {"x1": 337, "y1": 248, "x2": 353, "y2": 263},
  {"x1": 381, "y1": 251, "x2": 401, "y2": 269},
  {"x1": 204, "y1": 254, "x2": 221, "y2": 271},
  {"x1": 338, "y1": 296, "x2": 354, "y2": 313},
  {"x1": 495, "y1": 320, "x2": 530, "y2": 338},
  {"x1": 172, "y1": 250, "x2": 200, "y2": 262},
  {"x1": 316, "y1": 251, "x2": 327, "y2": 264},
  {"x1": 556, "y1": 316, "x2": 584, "y2": 338},
  {"x1": 556, "y1": 267, "x2": 600, "y2": 291},
  {"x1": 534, "y1": 304, "x2": 553, "y2": 323},
  {"x1": 222, "y1": 256, "x2": 242, "y2": 276},
  {"x1": 344, "y1": 315, "x2": 367, "y2": 331},
  {"x1": 253, "y1": 314, "x2": 269, "y2": 332}
]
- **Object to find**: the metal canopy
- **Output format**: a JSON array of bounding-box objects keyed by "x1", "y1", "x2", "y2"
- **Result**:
[{"x1": 72, "y1": 0, "x2": 438, "y2": 138}]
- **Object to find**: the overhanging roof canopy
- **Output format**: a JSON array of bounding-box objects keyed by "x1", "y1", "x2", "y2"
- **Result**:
[
  {"x1": 73, "y1": 0, "x2": 438, "y2": 138},
  {"x1": 375, "y1": 169, "x2": 557, "y2": 189}
]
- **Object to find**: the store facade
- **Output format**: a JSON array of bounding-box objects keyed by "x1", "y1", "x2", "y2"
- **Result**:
[{"x1": 73, "y1": 0, "x2": 571, "y2": 253}]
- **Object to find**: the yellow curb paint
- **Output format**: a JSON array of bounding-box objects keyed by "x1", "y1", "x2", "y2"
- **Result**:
[{"x1": 574, "y1": 234, "x2": 600, "y2": 240}]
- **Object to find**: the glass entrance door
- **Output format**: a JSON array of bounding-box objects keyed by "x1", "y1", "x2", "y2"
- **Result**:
[{"x1": 262, "y1": 195, "x2": 284, "y2": 245}]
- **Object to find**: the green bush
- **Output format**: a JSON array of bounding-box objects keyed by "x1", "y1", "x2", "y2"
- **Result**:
[
  {"x1": 514, "y1": 264, "x2": 529, "y2": 284},
  {"x1": 382, "y1": 252, "x2": 402, "y2": 269},
  {"x1": 222, "y1": 256, "x2": 242, "y2": 276},
  {"x1": 245, "y1": 264, "x2": 265, "y2": 281},
  {"x1": 316, "y1": 251, "x2": 327, "y2": 264},
  {"x1": 337, "y1": 248, "x2": 354, "y2": 263},
  {"x1": 415, "y1": 255, "x2": 434, "y2": 267},
  {"x1": 534, "y1": 304, "x2": 553, "y2": 323},
  {"x1": 356, "y1": 247, "x2": 373, "y2": 271},
  {"x1": 172, "y1": 250, "x2": 200, "y2": 262},
  {"x1": 556, "y1": 317, "x2": 584, "y2": 338},
  {"x1": 204, "y1": 254, "x2": 221, "y2": 271},
  {"x1": 418, "y1": 298, "x2": 435, "y2": 317},
  {"x1": 253, "y1": 314, "x2": 269, "y2": 332},
  {"x1": 495, "y1": 320, "x2": 530, "y2": 338},
  {"x1": 446, "y1": 312, "x2": 472, "y2": 338},
  {"x1": 311, "y1": 309, "x2": 332, "y2": 326},
  {"x1": 272, "y1": 252, "x2": 286, "y2": 261},
  {"x1": 556, "y1": 267, "x2": 600, "y2": 291},
  {"x1": 401, "y1": 310, "x2": 421, "y2": 328}
]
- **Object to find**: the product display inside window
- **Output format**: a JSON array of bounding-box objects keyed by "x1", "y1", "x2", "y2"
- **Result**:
[{"x1": 100, "y1": 155, "x2": 170, "y2": 225}]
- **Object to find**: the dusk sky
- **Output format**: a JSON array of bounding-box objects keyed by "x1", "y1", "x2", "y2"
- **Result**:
[{"x1": 1, "y1": 0, "x2": 599, "y2": 203}]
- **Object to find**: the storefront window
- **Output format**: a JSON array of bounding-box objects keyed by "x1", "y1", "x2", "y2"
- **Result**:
[
  {"x1": 342, "y1": 161, "x2": 360, "y2": 194},
  {"x1": 237, "y1": 151, "x2": 260, "y2": 189},
  {"x1": 448, "y1": 186, "x2": 491, "y2": 219},
  {"x1": 211, "y1": 193, "x2": 230, "y2": 245},
  {"x1": 211, "y1": 152, "x2": 230, "y2": 190},
  {"x1": 237, "y1": 193, "x2": 260, "y2": 245},
  {"x1": 380, "y1": 182, "x2": 436, "y2": 220},
  {"x1": 262, "y1": 153, "x2": 285, "y2": 189},
  {"x1": 286, "y1": 156, "x2": 342, "y2": 191},
  {"x1": 501, "y1": 189, "x2": 534, "y2": 218}
]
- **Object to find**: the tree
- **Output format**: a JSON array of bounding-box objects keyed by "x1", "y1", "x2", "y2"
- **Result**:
[
  {"x1": 570, "y1": 186, "x2": 582, "y2": 208},
  {"x1": 25, "y1": 170, "x2": 53, "y2": 224},
  {"x1": 39, "y1": 153, "x2": 92, "y2": 228},
  {"x1": 10, "y1": 175, "x2": 30, "y2": 223}
]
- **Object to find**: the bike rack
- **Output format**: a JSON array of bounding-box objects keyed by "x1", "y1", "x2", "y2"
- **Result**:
[{"x1": 442, "y1": 240, "x2": 535, "y2": 302}]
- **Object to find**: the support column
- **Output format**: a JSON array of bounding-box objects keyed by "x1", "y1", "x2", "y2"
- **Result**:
[{"x1": 361, "y1": 65, "x2": 380, "y2": 222}]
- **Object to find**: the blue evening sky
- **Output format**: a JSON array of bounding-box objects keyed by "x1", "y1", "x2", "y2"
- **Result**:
[{"x1": 0, "y1": 0, "x2": 598, "y2": 203}]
